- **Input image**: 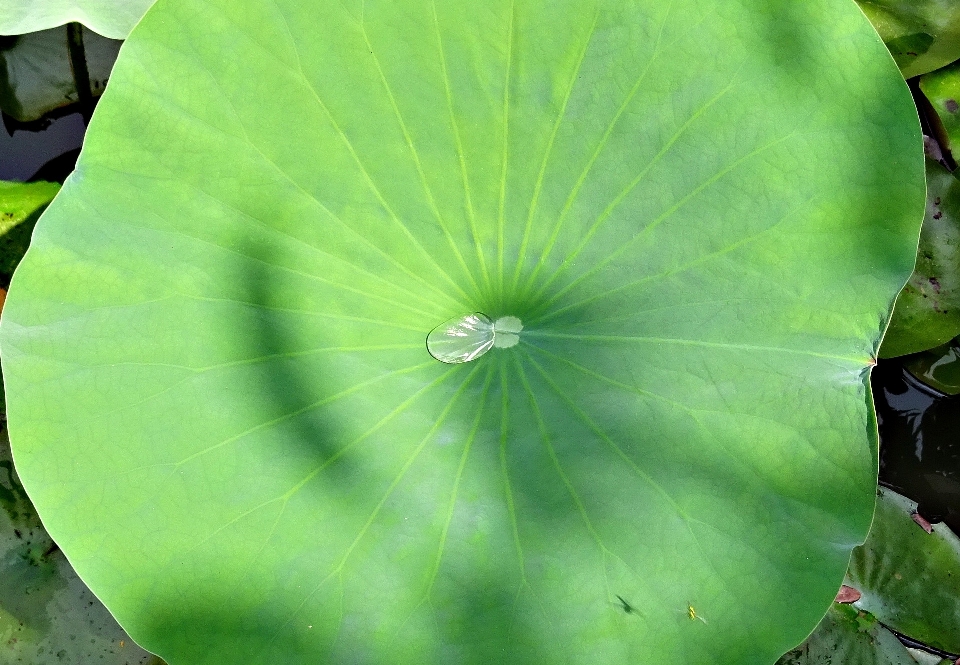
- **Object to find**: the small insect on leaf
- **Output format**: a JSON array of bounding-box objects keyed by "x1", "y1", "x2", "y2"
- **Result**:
[{"x1": 687, "y1": 604, "x2": 708, "y2": 624}]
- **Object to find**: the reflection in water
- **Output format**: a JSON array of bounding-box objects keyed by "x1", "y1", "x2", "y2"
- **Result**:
[{"x1": 873, "y1": 359, "x2": 960, "y2": 534}]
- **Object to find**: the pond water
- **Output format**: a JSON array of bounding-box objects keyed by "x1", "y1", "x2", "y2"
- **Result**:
[{"x1": 874, "y1": 356, "x2": 960, "y2": 534}]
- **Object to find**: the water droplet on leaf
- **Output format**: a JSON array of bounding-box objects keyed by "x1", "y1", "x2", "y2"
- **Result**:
[
  {"x1": 427, "y1": 313, "x2": 495, "y2": 364},
  {"x1": 426, "y1": 313, "x2": 523, "y2": 363}
]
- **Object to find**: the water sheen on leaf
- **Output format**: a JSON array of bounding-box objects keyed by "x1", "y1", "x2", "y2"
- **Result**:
[{"x1": 0, "y1": 0, "x2": 924, "y2": 663}]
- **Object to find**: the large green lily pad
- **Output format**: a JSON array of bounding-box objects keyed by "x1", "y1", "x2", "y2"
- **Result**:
[
  {"x1": 0, "y1": 0, "x2": 154, "y2": 40},
  {"x1": 0, "y1": 0, "x2": 924, "y2": 663}
]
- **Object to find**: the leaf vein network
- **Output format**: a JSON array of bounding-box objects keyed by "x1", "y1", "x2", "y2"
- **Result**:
[{"x1": 357, "y1": 0, "x2": 484, "y2": 301}]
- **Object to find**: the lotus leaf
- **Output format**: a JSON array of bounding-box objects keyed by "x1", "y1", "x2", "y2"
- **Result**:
[
  {"x1": 0, "y1": 423, "x2": 162, "y2": 664},
  {"x1": 0, "y1": 0, "x2": 925, "y2": 663}
]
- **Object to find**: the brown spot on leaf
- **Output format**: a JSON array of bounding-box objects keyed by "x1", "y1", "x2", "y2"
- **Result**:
[
  {"x1": 912, "y1": 511, "x2": 934, "y2": 533},
  {"x1": 931, "y1": 277, "x2": 942, "y2": 292},
  {"x1": 935, "y1": 197, "x2": 942, "y2": 205},
  {"x1": 934, "y1": 211, "x2": 943, "y2": 219},
  {"x1": 947, "y1": 99, "x2": 959, "y2": 114},
  {"x1": 835, "y1": 585, "x2": 861, "y2": 603}
]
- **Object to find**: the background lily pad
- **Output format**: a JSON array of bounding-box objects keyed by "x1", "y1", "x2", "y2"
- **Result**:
[
  {"x1": 0, "y1": 181, "x2": 58, "y2": 235},
  {"x1": 778, "y1": 487, "x2": 960, "y2": 664},
  {"x1": 919, "y1": 61, "x2": 960, "y2": 163},
  {"x1": 1, "y1": 420, "x2": 163, "y2": 664},
  {"x1": 0, "y1": 0, "x2": 924, "y2": 663},
  {"x1": 879, "y1": 160, "x2": 960, "y2": 359},
  {"x1": 847, "y1": 488, "x2": 960, "y2": 654},
  {"x1": 0, "y1": 0, "x2": 154, "y2": 40},
  {"x1": 776, "y1": 603, "x2": 921, "y2": 665},
  {"x1": 855, "y1": 0, "x2": 960, "y2": 78},
  {"x1": 0, "y1": 25, "x2": 121, "y2": 123}
]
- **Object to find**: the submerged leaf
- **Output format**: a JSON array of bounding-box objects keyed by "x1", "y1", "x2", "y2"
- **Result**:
[{"x1": 903, "y1": 340, "x2": 960, "y2": 395}]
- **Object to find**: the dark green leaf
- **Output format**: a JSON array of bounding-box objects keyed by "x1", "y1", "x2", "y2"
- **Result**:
[
  {"x1": 919, "y1": 61, "x2": 960, "y2": 163},
  {"x1": 847, "y1": 488, "x2": 960, "y2": 654},
  {"x1": 776, "y1": 603, "x2": 919, "y2": 665},
  {"x1": 879, "y1": 160, "x2": 960, "y2": 358},
  {"x1": 856, "y1": 0, "x2": 960, "y2": 78}
]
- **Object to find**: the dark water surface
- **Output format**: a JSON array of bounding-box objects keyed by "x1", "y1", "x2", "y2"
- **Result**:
[
  {"x1": 0, "y1": 111, "x2": 85, "y2": 182},
  {"x1": 874, "y1": 358, "x2": 960, "y2": 534}
]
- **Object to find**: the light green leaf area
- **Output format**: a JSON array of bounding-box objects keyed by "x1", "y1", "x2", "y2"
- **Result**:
[
  {"x1": 0, "y1": 180, "x2": 59, "y2": 279},
  {"x1": 847, "y1": 488, "x2": 960, "y2": 654},
  {"x1": 0, "y1": 180, "x2": 59, "y2": 235},
  {"x1": 919, "y1": 62, "x2": 960, "y2": 162},
  {"x1": 0, "y1": 0, "x2": 154, "y2": 40},
  {"x1": 856, "y1": 0, "x2": 960, "y2": 78},
  {"x1": 0, "y1": 0, "x2": 924, "y2": 663},
  {"x1": 879, "y1": 160, "x2": 960, "y2": 358},
  {"x1": 776, "y1": 603, "x2": 921, "y2": 665},
  {"x1": 1, "y1": 424, "x2": 163, "y2": 664},
  {"x1": 0, "y1": 26, "x2": 121, "y2": 123}
]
